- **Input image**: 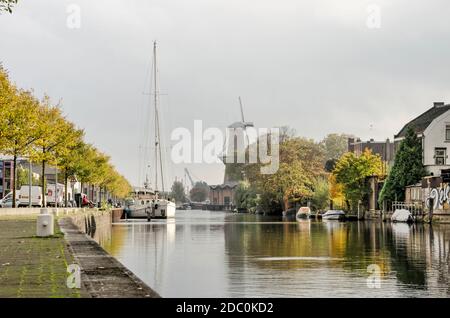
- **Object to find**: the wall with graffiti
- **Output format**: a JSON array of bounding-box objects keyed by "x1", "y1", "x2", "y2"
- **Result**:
[{"x1": 424, "y1": 184, "x2": 450, "y2": 211}]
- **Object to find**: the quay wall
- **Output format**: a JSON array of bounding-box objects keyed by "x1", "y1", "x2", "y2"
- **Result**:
[{"x1": 59, "y1": 207, "x2": 159, "y2": 298}]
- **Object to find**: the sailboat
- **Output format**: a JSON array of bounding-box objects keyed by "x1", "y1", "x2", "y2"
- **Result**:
[{"x1": 124, "y1": 41, "x2": 176, "y2": 220}]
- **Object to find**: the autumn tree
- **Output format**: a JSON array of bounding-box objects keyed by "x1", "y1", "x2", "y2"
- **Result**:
[
  {"x1": 0, "y1": 68, "x2": 42, "y2": 206},
  {"x1": 329, "y1": 173, "x2": 344, "y2": 209},
  {"x1": 245, "y1": 134, "x2": 326, "y2": 212},
  {"x1": 57, "y1": 136, "x2": 89, "y2": 206},
  {"x1": 32, "y1": 102, "x2": 81, "y2": 205},
  {"x1": 333, "y1": 149, "x2": 382, "y2": 211}
]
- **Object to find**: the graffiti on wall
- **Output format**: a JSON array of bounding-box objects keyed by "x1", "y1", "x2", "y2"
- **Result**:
[{"x1": 425, "y1": 184, "x2": 450, "y2": 210}]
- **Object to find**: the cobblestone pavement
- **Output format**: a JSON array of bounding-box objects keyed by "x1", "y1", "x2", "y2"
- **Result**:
[{"x1": 0, "y1": 216, "x2": 88, "y2": 298}]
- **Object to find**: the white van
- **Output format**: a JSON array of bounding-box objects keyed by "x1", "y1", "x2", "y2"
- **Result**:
[
  {"x1": 47, "y1": 183, "x2": 67, "y2": 207},
  {"x1": 18, "y1": 185, "x2": 44, "y2": 207}
]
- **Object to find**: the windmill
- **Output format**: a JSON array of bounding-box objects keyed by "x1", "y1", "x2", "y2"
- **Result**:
[{"x1": 221, "y1": 97, "x2": 254, "y2": 183}]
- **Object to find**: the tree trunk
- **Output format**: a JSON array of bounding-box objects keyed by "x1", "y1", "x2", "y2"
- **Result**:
[
  {"x1": 41, "y1": 159, "x2": 46, "y2": 207},
  {"x1": 283, "y1": 193, "x2": 289, "y2": 212},
  {"x1": 64, "y1": 170, "x2": 68, "y2": 207},
  {"x1": 12, "y1": 154, "x2": 17, "y2": 208},
  {"x1": 79, "y1": 182, "x2": 83, "y2": 207}
]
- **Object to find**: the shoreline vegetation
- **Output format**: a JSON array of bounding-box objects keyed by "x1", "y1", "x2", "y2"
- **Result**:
[
  {"x1": 222, "y1": 130, "x2": 387, "y2": 216},
  {"x1": 215, "y1": 127, "x2": 424, "y2": 217}
]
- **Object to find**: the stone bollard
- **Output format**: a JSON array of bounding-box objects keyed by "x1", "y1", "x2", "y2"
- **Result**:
[
  {"x1": 52, "y1": 208, "x2": 59, "y2": 217},
  {"x1": 36, "y1": 208, "x2": 54, "y2": 237}
]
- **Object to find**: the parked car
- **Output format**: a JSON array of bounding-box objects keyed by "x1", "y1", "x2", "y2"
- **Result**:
[
  {"x1": 0, "y1": 192, "x2": 20, "y2": 208},
  {"x1": 18, "y1": 185, "x2": 44, "y2": 207}
]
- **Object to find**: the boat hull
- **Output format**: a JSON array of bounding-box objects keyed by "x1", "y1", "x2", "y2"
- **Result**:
[
  {"x1": 322, "y1": 214, "x2": 345, "y2": 220},
  {"x1": 150, "y1": 199, "x2": 176, "y2": 219},
  {"x1": 124, "y1": 200, "x2": 176, "y2": 219},
  {"x1": 322, "y1": 210, "x2": 346, "y2": 221}
]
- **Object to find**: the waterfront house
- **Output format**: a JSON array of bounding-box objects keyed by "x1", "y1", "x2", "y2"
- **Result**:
[
  {"x1": 395, "y1": 102, "x2": 450, "y2": 221},
  {"x1": 209, "y1": 181, "x2": 238, "y2": 210},
  {"x1": 394, "y1": 102, "x2": 450, "y2": 177}
]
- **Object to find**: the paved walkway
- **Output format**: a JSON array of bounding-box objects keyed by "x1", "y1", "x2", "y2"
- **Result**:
[
  {"x1": 59, "y1": 217, "x2": 160, "y2": 298},
  {"x1": 0, "y1": 216, "x2": 88, "y2": 298}
]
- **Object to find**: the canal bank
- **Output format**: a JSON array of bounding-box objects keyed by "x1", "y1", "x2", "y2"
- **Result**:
[
  {"x1": 58, "y1": 216, "x2": 160, "y2": 298},
  {"x1": 0, "y1": 208, "x2": 160, "y2": 298}
]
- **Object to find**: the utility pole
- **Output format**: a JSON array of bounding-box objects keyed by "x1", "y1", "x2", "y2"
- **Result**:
[
  {"x1": 28, "y1": 159, "x2": 32, "y2": 208},
  {"x1": 55, "y1": 164, "x2": 58, "y2": 209}
]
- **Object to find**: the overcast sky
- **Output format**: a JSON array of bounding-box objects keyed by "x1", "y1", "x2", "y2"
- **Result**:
[{"x1": 1, "y1": 0, "x2": 450, "y2": 188}]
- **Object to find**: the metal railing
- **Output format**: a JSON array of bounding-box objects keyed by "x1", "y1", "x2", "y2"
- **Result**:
[{"x1": 391, "y1": 201, "x2": 424, "y2": 217}]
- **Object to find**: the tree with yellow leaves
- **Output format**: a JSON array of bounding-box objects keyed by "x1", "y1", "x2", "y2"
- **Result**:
[
  {"x1": 0, "y1": 67, "x2": 42, "y2": 206},
  {"x1": 332, "y1": 149, "x2": 382, "y2": 211}
]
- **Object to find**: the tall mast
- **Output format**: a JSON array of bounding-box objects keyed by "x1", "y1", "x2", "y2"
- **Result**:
[
  {"x1": 153, "y1": 41, "x2": 165, "y2": 195},
  {"x1": 153, "y1": 41, "x2": 158, "y2": 193}
]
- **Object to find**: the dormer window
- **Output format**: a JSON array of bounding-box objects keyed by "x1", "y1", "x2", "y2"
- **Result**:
[
  {"x1": 446, "y1": 125, "x2": 450, "y2": 141},
  {"x1": 435, "y1": 148, "x2": 446, "y2": 165}
]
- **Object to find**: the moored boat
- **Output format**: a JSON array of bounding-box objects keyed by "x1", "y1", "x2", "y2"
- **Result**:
[
  {"x1": 126, "y1": 42, "x2": 176, "y2": 221},
  {"x1": 322, "y1": 210, "x2": 346, "y2": 220},
  {"x1": 296, "y1": 206, "x2": 311, "y2": 219}
]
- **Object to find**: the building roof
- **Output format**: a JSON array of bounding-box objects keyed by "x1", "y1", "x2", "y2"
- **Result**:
[
  {"x1": 210, "y1": 181, "x2": 239, "y2": 190},
  {"x1": 395, "y1": 102, "x2": 450, "y2": 139}
]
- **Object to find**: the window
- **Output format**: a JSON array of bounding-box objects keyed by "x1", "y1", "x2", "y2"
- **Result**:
[
  {"x1": 446, "y1": 125, "x2": 450, "y2": 140},
  {"x1": 435, "y1": 148, "x2": 446, "y2": 165}
]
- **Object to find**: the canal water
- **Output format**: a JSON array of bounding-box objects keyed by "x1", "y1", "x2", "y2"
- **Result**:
[{"x1": 96, "y1": 210, "x2": 450, "y2": 298}]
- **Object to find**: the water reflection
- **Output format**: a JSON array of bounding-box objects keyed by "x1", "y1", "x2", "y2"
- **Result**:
[{"x1": 97, "y1": 210, "x2": 450, "y2": 298}]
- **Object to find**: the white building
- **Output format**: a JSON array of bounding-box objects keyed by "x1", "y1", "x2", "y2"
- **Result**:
[{"x1": 394, "y1": 102, "x2": 450, "y2": 176}]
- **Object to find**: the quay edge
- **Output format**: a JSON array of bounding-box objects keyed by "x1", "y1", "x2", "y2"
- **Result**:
[{"x1": 58, "y1": 209, "x2": 161, "y2": 298}]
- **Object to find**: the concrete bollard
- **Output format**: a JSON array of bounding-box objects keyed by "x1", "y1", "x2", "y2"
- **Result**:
[
  {"x1": 36, "y1": 208, "x2": 54, "y2": 237},
  {"x1": 52, "y1": 208, "x2": 59, "y2": 217}
]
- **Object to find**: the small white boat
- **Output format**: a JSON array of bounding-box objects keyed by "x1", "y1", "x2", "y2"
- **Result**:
[
  {"x1": 322, "y1": 210, "x2": 346, "y2": 220},
  {"x1": 296, "y1": 207, "x2": 311, "y2": 219},
  {"x1": 391, "y1": 209, "x2": 413, "y2": 223}
]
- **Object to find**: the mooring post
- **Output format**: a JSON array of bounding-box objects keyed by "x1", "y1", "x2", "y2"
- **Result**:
[
  {"x1": 357, "y1": 200, "x2": 364, "y2": 220},
  {"x1": 428, "y1": 198, "x2": 434, "y2": 223}
]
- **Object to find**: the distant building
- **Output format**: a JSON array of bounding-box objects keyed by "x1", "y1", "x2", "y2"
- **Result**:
[
  {"x1": 209, "y1": 181, "x2": 239, "y2": 208},
  {"x1": 0, "y1": 155, "x2": 40, "y2": 199},
  {"x1": 347, "y1": 137, "x2": 394, "y2": 174},
  {"x1": 394, "y1": 101, "x2": 450, "y2": 176},
  {"x1": 348, "y1": 137, "x2": 394, "y2": 162},
  {"x1": 0, "y1": 159, "x2": 13, "y2": 199}
]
